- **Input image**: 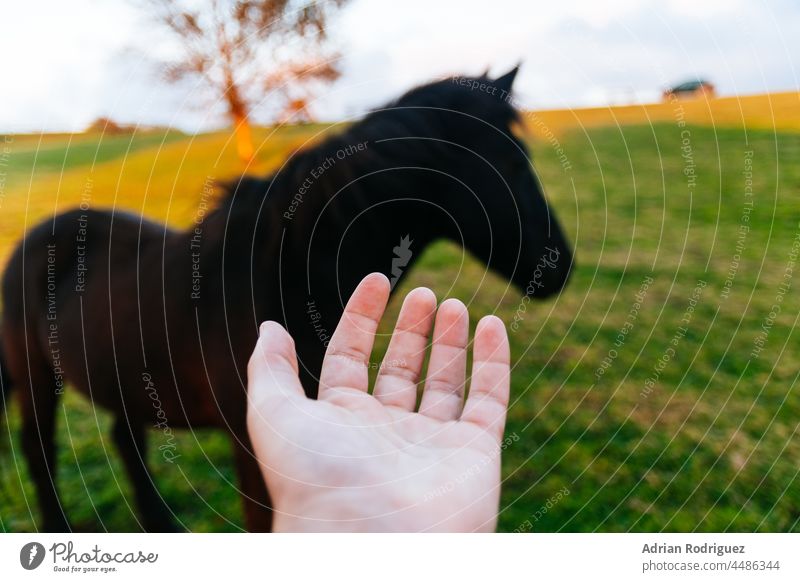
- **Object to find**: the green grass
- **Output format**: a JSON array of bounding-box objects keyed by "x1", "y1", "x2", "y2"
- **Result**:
[
  {"x1": 1, "y1": 120, "x2": 798, "y2": 532},
  {"x1": 0, "y1": 130, "x2": 186, "y2": 187}
]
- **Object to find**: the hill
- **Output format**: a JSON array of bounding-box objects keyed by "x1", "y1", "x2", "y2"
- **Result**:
[
  {"x1": 523, "y1": 91, "x2": 800, "y2": 138},
  {"x1": 0, "y1": 96, "x2": 798, "y2": 532}
]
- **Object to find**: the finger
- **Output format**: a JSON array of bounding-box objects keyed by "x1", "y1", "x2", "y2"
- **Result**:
[
  {"x1": 460, "y1": 316, "x2": 510, "y2": 442},
  {"x1": 418, "y1": 298, "x2": 469, "y2": 421},
  {"x1": 319, "y1": 272, "x2": 391, "y2": 398},
  {"x1": 247, "y1": 321, "x2": 305, "y2": 413},
  {"x1": 373, "y1": 287, "x2": 437, "y2": 410}
]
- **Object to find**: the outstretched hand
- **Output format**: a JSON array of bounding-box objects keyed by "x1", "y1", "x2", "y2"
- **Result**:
[{"x1": 247, "y1": 273, "x2": 510, "y2": 532}]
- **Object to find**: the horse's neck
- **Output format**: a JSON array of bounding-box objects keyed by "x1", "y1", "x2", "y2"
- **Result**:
[{"x1": 303, "y1": 214, "x2": 433, "y2": 303}]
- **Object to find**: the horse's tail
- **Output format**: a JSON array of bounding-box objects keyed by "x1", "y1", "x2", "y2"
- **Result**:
[{"x1": 0, "y1": 330, "x2": 14, "y2": 427}]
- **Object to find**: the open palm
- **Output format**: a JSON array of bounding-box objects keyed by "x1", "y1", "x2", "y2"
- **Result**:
[{"x1": 247, "y1": 273, "x2": 510, "y2": 532}]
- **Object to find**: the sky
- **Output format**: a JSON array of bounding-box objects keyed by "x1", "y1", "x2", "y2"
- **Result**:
[{"x1": 1, "y1": 0, "x2": 798, "y2": 132}]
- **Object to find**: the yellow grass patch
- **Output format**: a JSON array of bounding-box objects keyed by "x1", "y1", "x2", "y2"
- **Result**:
[{"x1": 523, "y1": 91, "x2": 800, "y2": 138}]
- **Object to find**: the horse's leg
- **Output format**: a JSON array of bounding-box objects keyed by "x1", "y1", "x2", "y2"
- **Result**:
[
  {"x1": 232, "y1": 434, "x2": 273, "y2": 532},
  {"x1": 111, "y1": 418, "x2": 178, "y2": 532},
  {"x1": 17, "y1": 358, "x2": 69, "y2": 532}
]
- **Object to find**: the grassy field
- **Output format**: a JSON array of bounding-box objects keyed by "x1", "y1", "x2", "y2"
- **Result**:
[
  {"x1": 525, "y1": 91, "x2": 800, "y2": 137},
  {"x1": 1, "y1": 95, "x2": 799, "y2": 532}
]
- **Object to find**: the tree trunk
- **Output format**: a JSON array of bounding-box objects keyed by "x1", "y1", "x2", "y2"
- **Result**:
[
  {"x1": 232, "y1": 112, "x2": 255, "y2": 164},
  {"x1": 225, "y1": 76, "x2": 255, "y2": 164}
]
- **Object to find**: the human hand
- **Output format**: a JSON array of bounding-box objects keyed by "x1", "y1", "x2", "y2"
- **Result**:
[{"x1": 247, "y1": 273, "x2": 510, "y2": 532}]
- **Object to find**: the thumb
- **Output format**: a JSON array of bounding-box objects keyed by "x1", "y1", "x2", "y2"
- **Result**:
[{"x1": 247, "y1": 321, "x2": 306, "y2": 413}]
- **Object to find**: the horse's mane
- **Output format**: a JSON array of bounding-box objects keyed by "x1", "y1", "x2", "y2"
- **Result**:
[{"x1": 210, "y1": 75, "x2": 520, "y2": 242}]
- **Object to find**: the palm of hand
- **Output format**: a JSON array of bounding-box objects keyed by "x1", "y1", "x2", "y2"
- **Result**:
[{"x1": 248, "y1": 274, "x2": 510, "y2": 532}]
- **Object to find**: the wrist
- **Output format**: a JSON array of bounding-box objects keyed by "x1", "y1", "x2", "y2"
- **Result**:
[{"x1": 271, "y1": 488, "x2": 417, "y2": 532}]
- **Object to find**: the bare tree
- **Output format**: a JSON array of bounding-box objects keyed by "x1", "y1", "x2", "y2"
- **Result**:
[{"x1": 142, "y1": 0, "x2": 348, "y2": 162}]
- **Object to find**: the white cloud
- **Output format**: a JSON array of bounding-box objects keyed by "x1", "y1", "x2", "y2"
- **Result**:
[{"x1": 0, "y1": 0, "x2": 797, "y2": 131}]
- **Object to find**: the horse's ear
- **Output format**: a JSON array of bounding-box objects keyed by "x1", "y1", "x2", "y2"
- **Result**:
[{"x1": 494, "y1": 64, "x2": 520, "y2": 93}]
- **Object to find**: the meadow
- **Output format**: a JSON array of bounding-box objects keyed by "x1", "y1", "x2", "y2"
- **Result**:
[{"x1": 1, "y1": 93, "x2": 798, "y2": 532}]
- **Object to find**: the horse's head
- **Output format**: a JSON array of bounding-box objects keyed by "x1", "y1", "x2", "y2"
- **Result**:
[
  {"x1": 240, "y1": 68, "x2": 574, "y2": 391},
  {"x1": 385, "y1": 66, "x2": 573, "y2": 299}
]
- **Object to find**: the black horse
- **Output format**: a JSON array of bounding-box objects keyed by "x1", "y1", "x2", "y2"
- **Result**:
[{"x1": 0, "y1": 66, "x2": 572, "y2": 532}]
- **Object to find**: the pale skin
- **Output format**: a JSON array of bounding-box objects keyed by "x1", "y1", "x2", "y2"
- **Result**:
[{"x1": 246, "y1": 273, "x2": 511, "y2": 532}]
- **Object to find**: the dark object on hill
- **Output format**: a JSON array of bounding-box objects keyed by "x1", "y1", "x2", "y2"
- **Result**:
[{"x1": 663, "y1": 79, "x2": 716, "y2": 101}]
